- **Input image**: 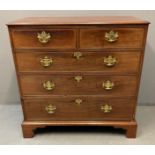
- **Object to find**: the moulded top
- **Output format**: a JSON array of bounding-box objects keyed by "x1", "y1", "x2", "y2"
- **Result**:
[{"x1": 7, "y1": 16, "x2": 150, "y2": 26}]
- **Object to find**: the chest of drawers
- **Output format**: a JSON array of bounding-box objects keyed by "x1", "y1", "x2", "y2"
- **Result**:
[{"x1": 8, "y1": 16, "x2": 149, "y2": 138}]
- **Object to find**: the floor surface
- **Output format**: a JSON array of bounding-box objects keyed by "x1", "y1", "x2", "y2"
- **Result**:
[{"x1": 0, "y1": 105, "x2": 154, "y2": 145}]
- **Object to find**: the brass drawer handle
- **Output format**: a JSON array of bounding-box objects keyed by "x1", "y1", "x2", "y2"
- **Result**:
[
  {"x1": 105, "y1": 30, "x2": 119, "y2": 43},
  {"x1": 43, "y1": 80, "x2": 55, "y2": 91},
  {"x1": 75, "y1": 99, "x2": 83, "y2": 106},
  {"x1": 45, "y1": 104, "x2": 56, "y2": 114},
  {"x1": 40, "y1": 56, "x2": 53, "y2": 67},
  {"x1": 104, "y1": 55, "x2": 117, "y2": 67},
  {"x1": 37, "y1": 31, "x2": 51, "y2": 44},
  {"x1": 102, "y1": 80, "x2": 114, "y2": 90},
  {"x1": 74, "y1": 76, "x2": 83, "y2": 82},
  {"x1": 73, "y1": 52, "x2": 82, "y2": 60},
  {"x1": 101, "y1": 104, "x2": 112, "y2": 113}
]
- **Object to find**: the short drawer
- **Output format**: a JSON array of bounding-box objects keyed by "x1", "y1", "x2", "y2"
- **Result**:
[
  {"x1": 19, "y1": 75, "x2": 138, "y2": 97},
  {"x1": 23, "y1": 97, "x2": 135, "y2": 121},
  {"x1": 11, "y1": 29, "x2": 76, "y2": 49},
  {"x1": 16, "y1": 51, "x2": 141, "y2": 74},
  {"x1": 80, "y1": 28, "x2": 144, "y2": 49}
]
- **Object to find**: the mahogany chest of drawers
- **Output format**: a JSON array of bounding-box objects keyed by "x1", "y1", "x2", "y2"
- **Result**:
[{"x1": 8, "y1": 16, "x2": 149, "y2": 138}]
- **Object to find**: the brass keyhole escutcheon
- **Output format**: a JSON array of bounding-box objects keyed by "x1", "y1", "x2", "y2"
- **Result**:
[
  {"x1": 73, "y1": 52, "x2": 82, "y2": 60},
  {"x1": 104, "y1": 55, "x2": 117, "y2": 67},
  {"x1": 37, "y1": 31, "x2": 51, "y2": 44},
  {"x1": 101, "y1": 104, "x2": 112, "y2": 113},
  {"x1": 105, "y1": 30, "x2": 119, "y2": 43},
  {"x1": 102, "y1": 80, "x2": 114, "y2": 90},
  {"x1": 75, "y1": 99, "x2": 83, "y2": 106},
  {"x1": 74, "y1": 76, "x2": 83, "y2": 82}
]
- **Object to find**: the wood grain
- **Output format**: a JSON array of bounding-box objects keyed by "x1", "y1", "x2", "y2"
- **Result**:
[
  {"x1": 11, "y1": 29, "x2": 76, "y2": 49},
  {"x1": 7, "y1": 16, "x2": 149, "y2": 138},
  {"x1": 80, "y1": 28, "x2": 144, "y2": 49},
  {"x1": 19, "y1": 74, "x2": 138, "y2": 97},
  {"x1": 22, "y1": 120, "x2": 137, "y2": 138},
  {"x1": 15, "y1": 51, "x2": 141, "y2": 74},
  {"x1": 7, "y1": 16, "x2": 149, "y2": 25},
  {"x1": 23, "y1": 97, "x2": 135, "y2": 121}
]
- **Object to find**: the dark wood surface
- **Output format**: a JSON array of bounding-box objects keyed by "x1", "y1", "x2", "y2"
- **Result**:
[
  {"x1": 8, "y1": 16, "x2": 149, "y2": 138},
  {"x1": 19, "y1": 74, "x2": 138, "y2": 96},
  {"x1": 23, "y1": 97, "x2": 135, "y2": 121},
  {"x1": 11, "y1": 29, "x2": 76, "y2": 49},
  {"x1": 7, "y1": 16, "x2": 149, "y2": 25},
  {"x1": 80, "y1": 28, "x2": 145, "y2": 49},
  {"x1": 10, "y1": 26, "x2": 145, "y2": 50},
  {"x1": 22, "y1": 120, "x2": 137, "y2": 138},
  {"x1": 15, "y1": 51, "x2": 141, "y2": 74}
]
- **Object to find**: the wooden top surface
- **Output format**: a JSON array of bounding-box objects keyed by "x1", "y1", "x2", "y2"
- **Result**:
[{"x1": 7, "y1": 16, "x2": 149, "y2": 26}]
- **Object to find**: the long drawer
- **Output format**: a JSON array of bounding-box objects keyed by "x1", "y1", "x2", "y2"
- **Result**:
[
  {"x1": 15, "y1": 51, "x2": 141, "y2": 74},
  {"x1": 23, "y1": 97, "x2": 135, "y2": 121},
  {"x1": 19, "y1": 75, "x2": 138, "y2": 97}
]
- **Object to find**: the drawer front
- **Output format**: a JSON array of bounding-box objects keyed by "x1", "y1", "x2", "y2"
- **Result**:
[
  {"x1": 80, "y1": 28, "x2": 144, "y2": 49},
  {"x1": 11, "y1": 29, "x2": 76, "y2": 49},
  {"x1": 20, "y1": 75, "x2": 137, "y2": 97},
  {"x1": 23, "y1": 97, "x2": 135, "y2": 121},
  {"x1": 16, "y1": 51, "x2": 141, "y2": 74}
]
